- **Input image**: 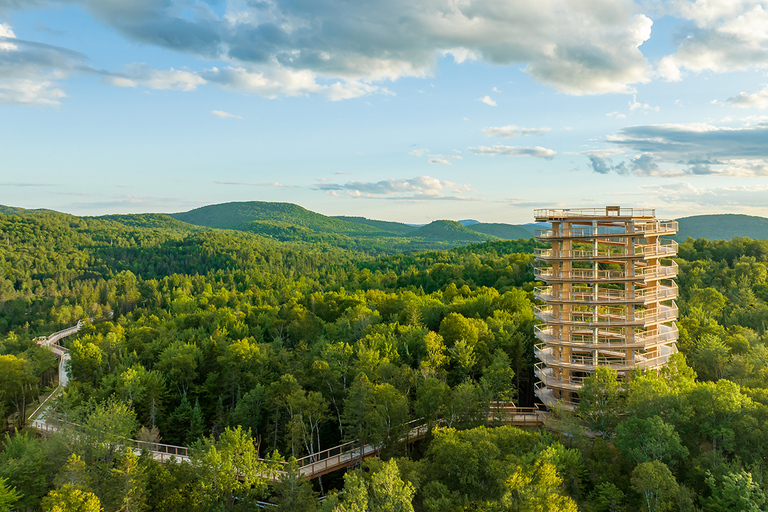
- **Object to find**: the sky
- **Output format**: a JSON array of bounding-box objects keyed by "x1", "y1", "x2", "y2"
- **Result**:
[{"x1": 1, "y1": 0, "x2": 768, "y2": 224}]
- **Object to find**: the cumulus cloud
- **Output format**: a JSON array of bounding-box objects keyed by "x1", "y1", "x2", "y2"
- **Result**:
[
  {"x1": 481, "y1": 125, "x2": 550, "y2": 137},
  {"x1": 469, "y1": 145, "x2": 556, "y2": 159},
  {"x1": 34, "y1": 0, "x2": 655, "y2": 97},
  {"x1": 200, "y1": 65, "x2": 390, "y2": 100},
  {"x1": 590, "y1": 121, "x2": 768, "y2": 176},
  {"x1": 478, "y1": 95, "x2": 497, "y2": 106},
  {"x1": 315, "y1": 175, "x2": 474, "y2": 200},
  {"x1": 105, "y1": 63, "x2": 206, "y2": 91},
  {"x1": 0, "y1": 23, "x2": 87, "y2": 106},
  {"x1": 724, "y1": 85, "x2": 768, "y2": 109},
  {"x1": 211, "y1": 110, "x2": 242, "y2": 119},
  {"x1": 629, "y1": 95, "x2": 659, "y2": 112},
  {"x1": 658, "y1": 1, "x2": 768, "y2": 81}
]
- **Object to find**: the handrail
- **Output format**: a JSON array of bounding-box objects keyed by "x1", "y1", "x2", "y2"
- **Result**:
[
  {"x1": 534, "y1": 207, "x2": 656, "y2": 219},
  {"x1": 534, "y1": 283, "x2": 678, "y2": 303},
  {"x1": 534, "y1": 303, "x2": 678, "y2": 326},
  {"x1": 534, "y1": 261, "x2": 678, "y2": 281},
  {"x1": 534, "y1": 344, "x2": 676, "y2": 372},
  {"x1": 27, "y1": 384, "x2": 61, "y2": 422},
  {"x1": 535, "y1": 240, "x2": 678, "y2": 260},
  {"x1": 534, "y1": 325, "x2": 679, "y2": 349},
  {"x1": 535, "y1": 220, "x2": 678, "y2": 239}
]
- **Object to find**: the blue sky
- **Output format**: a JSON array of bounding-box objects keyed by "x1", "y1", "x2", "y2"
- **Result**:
[{"x1": 1, "y1": 0, "x2": 768, "y2": 224}]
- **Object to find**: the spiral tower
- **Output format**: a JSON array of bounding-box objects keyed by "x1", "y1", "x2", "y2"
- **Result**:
[{"x1": 532, "y1": 206, "x2": 679, "y2": 409}]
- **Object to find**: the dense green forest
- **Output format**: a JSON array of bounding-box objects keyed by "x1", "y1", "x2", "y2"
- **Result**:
[{"x1": 3, "y1": 207, "x2": 768, "y2": 511}]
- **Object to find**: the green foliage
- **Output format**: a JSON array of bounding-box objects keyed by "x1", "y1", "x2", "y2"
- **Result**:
[
  {"x1": 630, "y1": 461, "x2": 679, "y2": 512},
  {"x1": 41, "y1": 485, "x2": 103, "y2": 512},
  {"x1": 0, "y1": 477, "x2": 20, "y2": 512},
  {"x1": 16, "y1": 209, "x2": 768, "y2": 511},
  {"x1": 274, "y1": 458, "x2": 318, "y2": 512},
  {"x1": 576, "y1": 367, "x2": 623, "y2": 439},
  {"x1": 703, "y1": 469, "x2": 766, "y2": 512},
  {"x1": 191, "y1": 426, "x2": 274, "y2": 510},
  {"x1": 331, "y1": 459, "x2": 415, "y2": 512},
  {"x1": 614, "y1": 416, "x2": 688, "y2": 466}
]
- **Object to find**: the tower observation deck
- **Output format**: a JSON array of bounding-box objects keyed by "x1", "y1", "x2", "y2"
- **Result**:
[{"x1": 532, "y1": 207, "x2": 679, "y2": 409}]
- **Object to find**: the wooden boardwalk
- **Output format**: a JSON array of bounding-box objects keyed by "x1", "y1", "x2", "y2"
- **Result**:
[{"x1": 29, "y1": 322, "x2": 547, "y2": 479}]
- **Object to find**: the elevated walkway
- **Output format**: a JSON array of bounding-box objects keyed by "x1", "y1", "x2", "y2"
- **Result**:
[{"x1": 29, "y1": 323, "x2": 546, "y2": 479}]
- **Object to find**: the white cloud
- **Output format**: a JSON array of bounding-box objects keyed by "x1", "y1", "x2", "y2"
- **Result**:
[
  {"x1": 315, "y1": 175, "x2": 474, "y2": 200},
  {"x1": 658, "y1": 1, "x2": 768, "y2": 80},
  {"x1": 107, "y1": 63, "x2": 205, "y2": 91},
  {"x1": 211, "y1": 110, "x2": 243, "y2": 119},
  {"x1": 724, "y1": 85, "x2": 768, "y2": 109},
  {"x1": 606, "y1": 111, "x2": 627, "y2": 118},
  {"x1": 628, "y1": 95, "x2": 659, "y2": 112},
  {"x1": 469, "y1": 145, "x2": 556, "y2": 159},
  {"x1": 58, "y1": 0, "x2": 654, "y2": 96},
  {"x1": 594, "y1": 121, "x2": 768, "y2": 176},
  {"x1": 478, "y1": 95, "x2": 497, "y2": 106},
  {"x1": 0, "y1": 23, "x2": 83, "y2": 106},
  {"x1": 409, "y1": 149, "x2": 430, "y2": 157},
  {"x1": 201, "y1": 65, "x2": 390, "y2": 100},
  {"x1": 0, "y1": 22, "x2": 17, "y2": 51},
  {"x1": 481, "y1": 125, "x2": 550, "y2": 137}
]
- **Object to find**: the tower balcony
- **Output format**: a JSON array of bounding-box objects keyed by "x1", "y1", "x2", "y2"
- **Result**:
[
  {"x1": 534, "y1": 239, "x2": 677, "y2": 261},
  {"x1": 534, "y1": 283, "x2": 678, "y2": 305},
  {"x1": 533, "y1": 261, "x2": 678, "y2": 282},
  {"x1": 534, "y1": 220, "x2": 678, "y2": 240},
  {"x1": 534, "y1": 303, "x2": 678, "y2": 327},
  {"x1": 534, "y1": 343, "x2": 676, "y2": 373},
  {"x1": 533, "y1": 323, "x2": 678, "y2": 350}
]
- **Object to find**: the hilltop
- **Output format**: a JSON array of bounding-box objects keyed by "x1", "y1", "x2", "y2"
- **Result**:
[{"x1": 413, "y1": 220, "x2": 495, "y2": 242}]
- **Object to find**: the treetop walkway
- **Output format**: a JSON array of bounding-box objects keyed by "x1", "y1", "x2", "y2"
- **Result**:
[{"x1": 28, "y1": 322, "x2": 547, "y2": 479}]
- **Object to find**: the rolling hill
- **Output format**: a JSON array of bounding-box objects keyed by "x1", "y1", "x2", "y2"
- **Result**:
[
  {"x1": 413, "y1": 220, "x2": 497, "y2": 242},
  {"x1": 467, "y1": 223, "x2": 533, "y2": 240},
  {"x1": 171, "y1": 201, "x2": 388, "y2": 236},
  {"x1": 675, "y1": 214, "x2": 768, "y2": 241},
  {"x1": 96, "y1": 213, "x2": 203, "y2": 231},
  {"x1": 334, "y1": 216, "x2": 418, "y2": 236}
]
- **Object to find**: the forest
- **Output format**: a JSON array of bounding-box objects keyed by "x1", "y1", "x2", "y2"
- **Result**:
[{"x1": 2, "y1": 209, "x2": 768, "y2": 511}]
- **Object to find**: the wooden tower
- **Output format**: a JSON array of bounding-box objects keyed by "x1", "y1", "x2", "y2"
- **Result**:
[{"x1": 532, "y1": 207, "x2": 679, "y2": 408}]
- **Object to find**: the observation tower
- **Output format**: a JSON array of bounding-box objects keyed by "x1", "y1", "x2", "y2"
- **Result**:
[{"x1": 532, "y1": 206, "x2": 679, "y2": 408}]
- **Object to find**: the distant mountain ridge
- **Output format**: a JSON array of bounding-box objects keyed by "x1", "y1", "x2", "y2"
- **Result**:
[
  {"x1": 674, "y1": 214, "x2": 768, "y2": 241},
  {"x1": 3, "y1": 202, "x2": 768, "y2": 252}
]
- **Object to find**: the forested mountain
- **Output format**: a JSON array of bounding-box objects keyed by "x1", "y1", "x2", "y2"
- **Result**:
[
  {"x1": 172, "y1": 201, "x2": 386, "y2": 235},
  {"x1": 6, "y1": 205, "x2": 768, "y2": 510},
  {"x1": 411, "y1": 220, "x2": 495, "y2": 242},
  {"x1": 333, "y1": 216, "x2": 419, "y2": 235},
  {"x1": 675, "y1": 213, "x2": 768, "y2": 241},
  {"x1": 466, "y1": 222, "x2": 533, "y2": 240}
]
